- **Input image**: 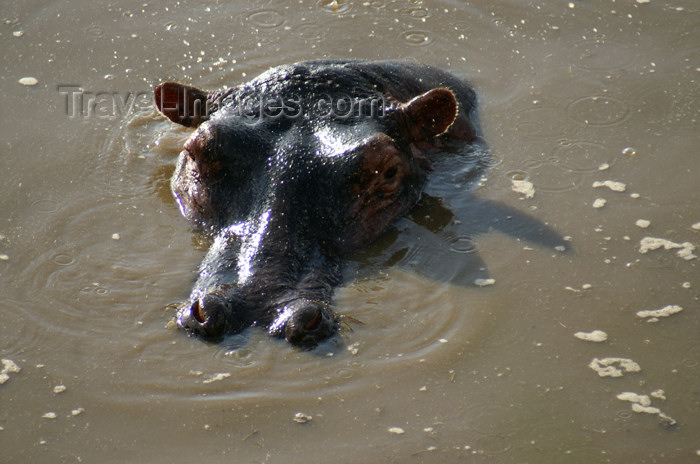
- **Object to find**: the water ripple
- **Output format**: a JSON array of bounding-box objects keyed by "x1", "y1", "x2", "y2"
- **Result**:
[
  {"x1": 520, "y1": 159, "x2": 583, "y2": 193},
  {"x1": 452, "y1": 20, "x2": 471, "y2": 31},
  {"x1": 401, "y1": 7, "x2": 431, "y2": 20},
  {"x1": 474, "y1": 434, "x2": 513, "y2": 455},
  {"x1": 0, "y1": 298, "x2": 47, "y2": 359},
  {"x1": 567, "y1": 96, "x2": 629, "y2": 127},
  {"x1": 510, "y1": 105, "x2": 574, "y2": 139},
  {"x1": 245, "y1": 9, "x2": 285, "y2": 29},
  {"x1": 316, "y1": 0, "x2": 352, "y2": 14},
  {"x1": 291, "y1": 22, "x2": 323, "y2": 41},
  {"x1": 84, "y1": 24, "x2": 105, "y2": 38},
  {"x1": 570, "y1": 38, "x2": 638, "y2": 72},
  {"x1": 400, "y1": 30, "x2": 434, "y2": 47},
  {"x1": 100, "y1": 266, "x2": 492, "y2": 404},
  {"x1": 447, "y1": 234, "x2": 476, "y2": 254},
  {"x1": 31, "y1": 198, "x2": 60, "y2": 214},
  {"x1": 551, "y1": 141, "x2": 616, "y2": 173}
]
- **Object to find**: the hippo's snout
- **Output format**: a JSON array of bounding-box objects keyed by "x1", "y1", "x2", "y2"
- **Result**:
[
  {"x1": 177, "y1": 290, "x2": 339, "y2": 346},
  {"x1": 173, "y1": 215, "x2": 344, "y2": 346}
]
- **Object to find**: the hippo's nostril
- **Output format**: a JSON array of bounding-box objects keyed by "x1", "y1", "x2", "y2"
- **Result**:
[
  {"x1": 177, "y1": 293, "x2": 234, "y2": 340},
  {"x1": 281, "y1": 300, "x2": 338, "y2": 347},
  {"x1": 304, "y1": 308, "x2": 323, "y2": 331},
  {"x1": 192, "y1": 299, "x2": 207, "y2": 324}
]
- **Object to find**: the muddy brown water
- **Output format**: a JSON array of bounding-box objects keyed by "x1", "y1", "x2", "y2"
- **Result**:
[{"x1": 1, "y1": 1, "x2": 698, "y2": 462}]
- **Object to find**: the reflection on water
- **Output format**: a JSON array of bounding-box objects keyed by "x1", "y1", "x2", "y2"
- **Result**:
[{"x1": 1, "y1": 0, "x2": 698, "y2": 463}]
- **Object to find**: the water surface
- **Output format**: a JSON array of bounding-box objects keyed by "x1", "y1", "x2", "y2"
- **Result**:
[{"x1": 1, "y1": 1, "x2": 698, "y2": 462}]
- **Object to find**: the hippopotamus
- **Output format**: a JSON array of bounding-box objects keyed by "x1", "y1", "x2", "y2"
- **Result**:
[{"x1": 154, "y1": 60, "x2": 487, "y2": 347}]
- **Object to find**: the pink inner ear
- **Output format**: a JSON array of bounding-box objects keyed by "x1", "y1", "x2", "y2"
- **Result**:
[
  {"x1": 402, "y1": 88, "x2": 458, "y2": 141},
  {"x1": 154, "y1": 82, "x2": 208, "y2": 127},
  {"x1": 154, "y1": 82, "x2": 180, "y2": 114}
]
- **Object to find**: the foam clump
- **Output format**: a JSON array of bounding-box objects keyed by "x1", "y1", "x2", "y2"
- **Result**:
[{"x1": 588, "y1": 357, "x2": 640, "y2": 377}]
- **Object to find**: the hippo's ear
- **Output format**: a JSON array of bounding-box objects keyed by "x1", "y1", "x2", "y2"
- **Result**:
[
  {"x1": 154, "y1": 82, "x2": 210, "y2": 127},
  {"x1": 399, "y1": 88, "x2": 458, "y2": 141}
]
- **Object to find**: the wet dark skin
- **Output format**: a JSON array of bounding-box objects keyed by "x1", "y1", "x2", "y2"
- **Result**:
[{"x1": 155, "y1": 60, "x2": 486, "y2": 347}]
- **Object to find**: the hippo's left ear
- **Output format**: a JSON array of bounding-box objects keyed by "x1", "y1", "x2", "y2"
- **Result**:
[
  {"x1": 398, "y1": 88, "x2": 458, "y2": 141},
  {"x1": 154, "y1": 82, "x2": 210, "y2": 127}
]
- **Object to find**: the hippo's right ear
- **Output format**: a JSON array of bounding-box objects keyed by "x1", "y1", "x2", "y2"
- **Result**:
[
  {"x1": 154, "y1": 82, "x2": 210, "y2": 127},
  {"x1": 398, "y1": 88, "x2": 458, "y2": 141}
]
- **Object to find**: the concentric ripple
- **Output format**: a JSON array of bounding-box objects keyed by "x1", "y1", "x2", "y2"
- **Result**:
[
  {"x1": 510, "y1": 105, "x2": 574, "y2": 139},
  {"x1": 567, "y1": 96, "x2": 629, "y2": 127},
  {"x1": 520, "y1": 159, "x2": 584, "y2": 193},
  {"x1": 570, "y1": 38, "x2": 638, "y2": 72},
  {"x1": 245, "y1": 9, "x2": 285, "y2": 29},
  {"x1": 551, "y1": 141, "x2": 617, "y2": 173},
  {"x1": 400, "y1": 30, "x2": 433, "y2": 47}
]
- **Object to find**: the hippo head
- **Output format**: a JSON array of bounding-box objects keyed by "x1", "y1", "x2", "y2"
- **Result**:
[{"x1": 155, "y1": 77, "x2": 458, "y2": 346}]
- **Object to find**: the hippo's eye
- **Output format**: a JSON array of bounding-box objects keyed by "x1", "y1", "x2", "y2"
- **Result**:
[{"x1": 384, "y1": 166, "x2": 398, "y2": 180}]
